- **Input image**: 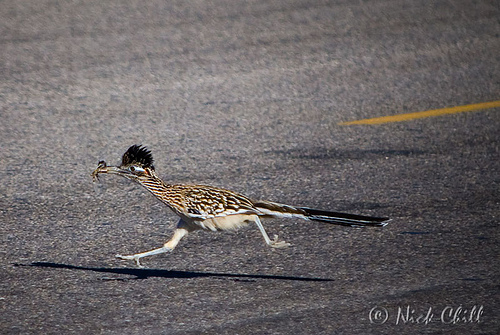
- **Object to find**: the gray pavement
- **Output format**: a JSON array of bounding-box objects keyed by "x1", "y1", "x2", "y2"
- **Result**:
[{"x1": 1, "y1": 0, "x2": 499, "y2": 334}]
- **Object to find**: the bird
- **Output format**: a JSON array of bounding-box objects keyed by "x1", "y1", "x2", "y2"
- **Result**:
[{"x1": 92, "y1": 144, "x2": 390, "y2": 267}]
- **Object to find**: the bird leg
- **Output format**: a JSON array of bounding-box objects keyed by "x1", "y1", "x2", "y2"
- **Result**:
[
  {"x1": 116, "y1": 246, "x2": 172, "y2": 268},
  {"x1": 116, "y1": 224, "x2": 189, "y2": 268},
  {"x1": 254, "y1": 216, "x2": 291, "y2": 248}
]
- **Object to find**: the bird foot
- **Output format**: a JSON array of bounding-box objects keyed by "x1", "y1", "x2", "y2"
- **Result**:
[
  {"x1": 116, "y1": 254, "x2": 144, "y2": 268},
  {"x1": 269, "y1": 234, "x2": 291, "y2": 248}
]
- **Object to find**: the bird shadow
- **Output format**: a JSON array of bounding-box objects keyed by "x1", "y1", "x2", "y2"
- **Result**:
[{"x1": 19, "y1": 262, "x2": 333, "y2": 282}]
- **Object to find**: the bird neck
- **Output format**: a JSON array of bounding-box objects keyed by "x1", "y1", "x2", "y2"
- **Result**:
[
  {"x1": 136, "y1": 172, "x2": 168, "y2": 191},
  {"x1": 135, "y1": 173, "x2": 186, "y2": 214}
]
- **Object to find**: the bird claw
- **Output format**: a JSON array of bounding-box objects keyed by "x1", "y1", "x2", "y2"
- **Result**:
[
  {"x1": 269, "y1": 234, "x2": 291, "y2": 248},
  {"x1": 116, "y1": 254, "x2": 144, "y2": 268}
]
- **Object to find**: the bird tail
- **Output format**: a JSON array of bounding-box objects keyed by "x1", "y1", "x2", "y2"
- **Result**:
[{"x1": 253, "y1": 200, "x2": 390, "y2": 227}]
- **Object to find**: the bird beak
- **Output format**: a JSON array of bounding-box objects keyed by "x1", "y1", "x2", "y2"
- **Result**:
[{"x1": 92, "y1": 161, "x2": 133, "y2": 182}]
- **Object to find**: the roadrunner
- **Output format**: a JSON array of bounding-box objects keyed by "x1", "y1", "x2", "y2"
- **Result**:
[{"x1": 92, "y1": 145, "x2": 389, "y2": 267}]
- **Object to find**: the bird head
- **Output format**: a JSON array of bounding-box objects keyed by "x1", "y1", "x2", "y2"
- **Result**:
[{"x1": 92, "y1": 145, "x2": 156, "y2": 182}]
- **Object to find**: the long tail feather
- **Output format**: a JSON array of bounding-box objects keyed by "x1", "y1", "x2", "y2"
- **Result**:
[
  {"x1": 297, "y1": 207, "x2": 390, "y2": 227},
  {"x1": 253, "y1": 200, "x2": 390, "y2": 228}
]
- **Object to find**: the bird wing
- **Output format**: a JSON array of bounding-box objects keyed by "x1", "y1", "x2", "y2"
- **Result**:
[{"x1": 175, "y1": 185, "x2": 258, "y2": 219}]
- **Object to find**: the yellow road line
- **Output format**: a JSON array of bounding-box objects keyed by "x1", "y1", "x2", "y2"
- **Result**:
[{"x1": 339, "y1": 100, "x2": 500, "y2": 125}]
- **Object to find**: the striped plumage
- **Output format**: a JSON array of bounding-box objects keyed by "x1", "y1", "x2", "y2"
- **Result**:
[{"x1": 92, "y1": 145, "x2": 390, "y2": 267}]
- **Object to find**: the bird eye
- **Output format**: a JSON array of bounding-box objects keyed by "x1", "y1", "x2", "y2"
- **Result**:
[{"x1": 128, "y1": 166, "x2": 145, "y2": 174}]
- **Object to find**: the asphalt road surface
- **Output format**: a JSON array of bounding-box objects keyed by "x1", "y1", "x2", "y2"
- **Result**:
[{"x1": 1, "y1": 1, "x2": 499, "y2": 334}]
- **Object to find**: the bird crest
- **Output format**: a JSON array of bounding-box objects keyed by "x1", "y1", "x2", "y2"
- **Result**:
[{"x1": 121, "y1": 145, "x2": 154, "y2": 169}]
